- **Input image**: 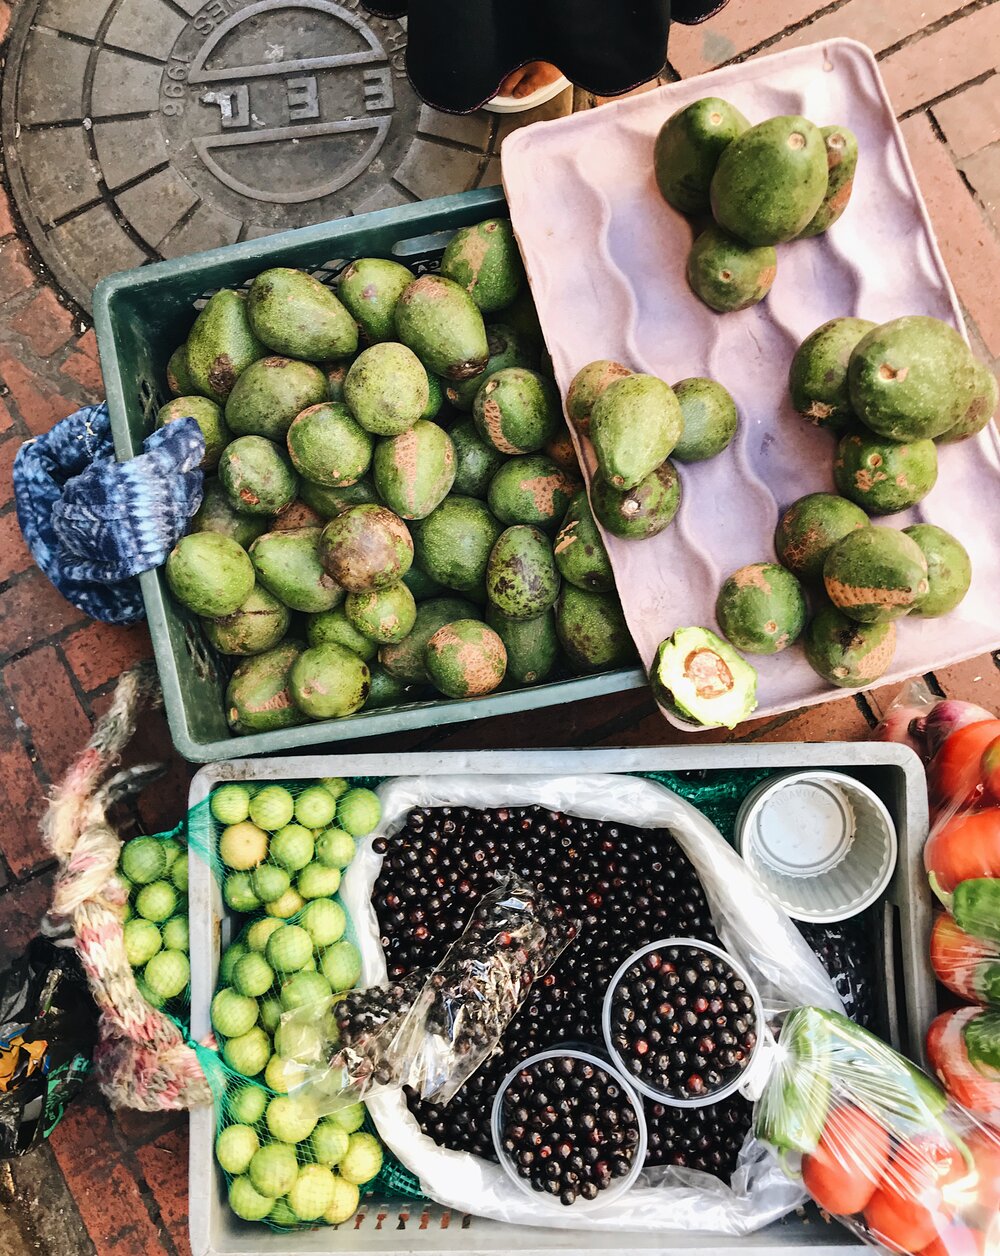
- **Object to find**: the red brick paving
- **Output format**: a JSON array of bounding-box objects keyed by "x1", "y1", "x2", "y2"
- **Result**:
[{"x1": 0, "y1": 1, "x2": 997, "y2": 1253}]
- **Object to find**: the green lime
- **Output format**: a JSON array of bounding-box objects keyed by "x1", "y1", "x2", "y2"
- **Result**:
[
  {"x1": 258, "y1": 995, "x2": 283, "y2": 1035},
  {"x1": 319, "y1": 777, "x2": 349, "y2": 800},
  {"x1": 123, "y1": 899, "x2": 133, "y2": 923},
  {"x1": 267, "y1": 1197, "x2": 298, "y2": 1228},
  {"x1": 338, "y1": 1131, "x2": 383, "y2": 1185},
  {"x1": 336, "y1": 788, "x2": 381, "y2": 837},
  {"x1": 288, "y1": 1164, "x2": 336, "y2": 1221},
  {"x1": 319, "y1": 941, "x2": 361, "y2": 992},
  {"x1": 162, "y1": 915, "x2": 189, "y2": 952},
  {"x1": 135, "y1": 880, "x2": 178, "y2": 923},
  {"x1": 246, "y1": 917, "x2": 284, "y2": 952},
  {"x1": 228, "y1": 1175, "x2": 274, "y2": 1222},
  {"x1": 323, "y1": 1175, "x2": 360, "y2": 1224},
  {"x1": 170, "y1": 858, "x2": 189, "y2": 893},
  {"x1": 269, "y1": 825, "x2": 315, "y2": 872},
  {"x1": 211, "y1": 784, "x2": 252, "y2": 826},
  {"x1": 280, "y1": 971, "x2": 332, "y2": 1012},
  {"x1": 219, "y1": 941, "x2": 247, "y2": 985},
  {"x1": 310, "y1": 1120, "x2": 349, "y2": 1166},
  {"x1": 120, "y1": 837, "x2": 167, "y2": 885},
  {"x1": 223, "y1": 871, "x2": 261, "y2": 913},
  {"x1": 144, "y1": 949, "x2": 190, "y2": 999},
  {"x1": 314, "y1": 829, "x2": 356, "y2": 870},
  {"x1": 136, "y1": 975, "x2": 166, "y2": 1010},
  {"x1": 296, "y1": 863, "x2": 341, "y2": 900},
  {"x1": 233, "y1": 952, "x2": 275, "y2": 998},
  {"x1": 264, "y1": 1053, "x2": 297, "y2": 1094},
  {"x1": 212, "y1": 988, "x2": 259, "y2": 1039},
  {"x1": 222, "y1": 1026, "x2": 272, "y2": 1077},
  {"x1": 266, "y1": 1094, "x2": 318, "y2": 1144},
  {"x1": 249, "y1": 786, "x2": 295, "y2": 832},
  {"x1": 216, "y1": 1124, "x2": 260, "y2": 1175},
  {"x1": 159, "y1": 838, "x2": 183, "y2": 871},
  {"x1": 250, "y1": 863, "x2": 291, "y2": 904},
  {"x1": 228, "y1": 1084, "x2": 268, "y2": 1125},
  {"x1": 266, "y1": 924, "x2": 313, "y2": 974},
  {"x1": 329, "y1": 1102, "x2": 365, "y2": 1134},
  {"x1": 219, "y1": 822, "x2": 269, "y2": 871},
  {"x1": 249, "y1": 1142, "x2": 298, "y2": 1197},
  {"x1": 265, "y1": 888, "x2": 305, "y2": 920},
  {"x1": 294, "y1": 786, "x2": 338, "y2": 830},
  {"x1": 274, "y1": 1019, "x2": 322, "y2": 1062},
  {"x1": 123, "y1": 918, "x2": 162, "y2": 968},
  {"x1": 299, "y1": 899, "x2": 346, "y2": 948}
]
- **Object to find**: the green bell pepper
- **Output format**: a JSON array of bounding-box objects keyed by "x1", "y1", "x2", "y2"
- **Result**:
[{"x1": 756, "y1": 1006, "x2": 831, "y2": 1156}]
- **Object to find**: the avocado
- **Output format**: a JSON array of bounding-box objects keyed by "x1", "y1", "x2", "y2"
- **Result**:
[
  {"x1": 372, "y1": 420, "x2": 456, "y2": 520},
  {"x1": 716, "y1": 562, "x2": 806, "y2": 654},
  {"x1": 401, "y1": 562, "x2": 444, "y2": 601},
  {"x1": 544, "y1": 426, "x2": 580, "y2": 476},
  {"x1": 345, "y1": 581, "x2": 417, "y2": 644},
  {"x1": 425, "y1": 619, "x2": 507, "y2": 698},
  {"x1": 848, "y1": 316, "x2": 977, "y2": 441},
  {"x1": 299, "y1": 477, "x2": 378, "y2": 519},
  {"x1": 337, "y1": 257, "x2": 414, "y2": 344},
  {"x1": 156, "y1": 396, "x2": 230, "y2": 470},
  {"x1": 166, "y1": 532, "x2": 254, "y2": 618},
  {"x1": 306, "y1": 605, "x2": 377, "y2": 662},
  {"x1": 286, "y1": 402, "x2": 374, "y2": 487},
  {"x1": 379, "y1": 595, "x2": 476, "y2": 683},
  {"x1": 202, "y1": 584, "x2": 290, "y2": 656},
  {"x1": 247, "y1": 268, "x2": 358, "y2": 362},
  {"x1": 903, "y1": 524, "x2": 972, "y2": 617},
  {"x1": 249, "y1": 527, "x2": 344, "y2": 613},
  {"x1": 555, "y1": 586, "x2": 636, "y2": 673},
  {"x1": 473, "y1": 367, "x2": 560, "y2": 455},
  {"x1": 653, "y1": 97, "x2": 750, "y2": 215},
  {"x1": 364, "y1": 664, "x2": 418, "y2": 709},
  {"x1": 485, "y1": 604, "x2": 559, "y2": 685},
  {"x1": 798, "y1": 125, "x2": 858, "y2": 238},
  {"x1": 422, "y1": 372, "x2": 445, "y2": 421},
  {"x1": 833, "y1": 430, "x2": 938, "y2": 515},
  {"x1": 412, "y1": 496, "x2": 503, "y2": 596},
  {"x1": 554, "y1": 491, "x2": 614, "y2": 592},
  {"x1": 936, "y1": 359, "x2": 998, "y2": 444},
  {"x1": 289, "y1": 643, "x2": 370, "y2": 719},
  {"x1": 226, "y1": 641, "x2": 306, "y2": 733},
  {"x1": 590, "y1": 460, "x2": 682, "y2": 540},
  {"x1": 191, "y1": 478, "x2": 270, "y2": 549},
  {"x1": 789, "y1": 318, "x2": 877, "y2": 430},
  {"x1": 223, "y1": 357, "x2": 327, "y2": 443},
  {"x1": 186, "y1": 290, "x2": 265, "y2": 404},
  {"x1": 272, "y1": 499, "x2": 324, "y2": 531},
  {"x1": 487, "y1": 454, "x2": 579, "y2": 531},
  {"x1": 450, "y1": 417, "x2": 508, "y2": 497},
  {"x1": 651, "y1": 627, "x2": 758, "y2": 727},
  {"x1": 565, "y1": 360, "x2": 632, "y2": 436},
  {"x1": 804, "y1": 606, "x2": 897, "y2": 687},
  {"x1": 445, "y1": 324, "x2": 529, "y2": 411},
  {"x1": 591, "y1": 374, "x2": 683, "y2": 490},
  {"x1": 319, "y1": 504, "x2": 413, "y2": 592},
  {"x1": 394, "y1": 274, "x2": 490, "y2": 381},
  {"x1": 710, "y1": 116, "x2": 829, "y2": 245},
  {"x1": 774, "y1": 492, "x2": 869, "y2": 582},
  {"x1": 326, "y1": 363, "x2": 349, "y2": 403},
  {"x1": 687, "y1": 226, "x2": 777, "y2": 313},
  {"x1": 499, "y1": 285, "x2": 545, "y2": 361},
  {"x1": 166, "y1": 344, "x2": 195, "y2": 397},
  {"x1": 219, "y1": 436, "x2": 299, "y2": 516},
  {"x1": 485, "y1": 525, "x2": 561, "y2": 620},
  {"x1": 823, "y1": 526, "x2": 929, "y2": 623},
  {"x1": 439, "y1": 218, "x2": 525, "y2": 313},
  {"x1": 343, "y1": 342, "x2": 430, "y2": 436},
  {"x1": 671, "y1": 378, "x2": 738, "y2": 462}
]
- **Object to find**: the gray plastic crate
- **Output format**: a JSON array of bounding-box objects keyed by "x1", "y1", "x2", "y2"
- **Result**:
[{"x1": 187, "y1": 742, "x2": 933, "y2": 1256}]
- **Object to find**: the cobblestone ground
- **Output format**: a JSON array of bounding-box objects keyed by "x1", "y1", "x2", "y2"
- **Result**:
[{"x1": 0, "y1": 0, "x2": 998, "y2": 1252}]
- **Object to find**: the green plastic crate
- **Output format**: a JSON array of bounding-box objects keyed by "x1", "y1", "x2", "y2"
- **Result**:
[{"x1": 93, "y1": 188, "x2": 646, "y2": 763}]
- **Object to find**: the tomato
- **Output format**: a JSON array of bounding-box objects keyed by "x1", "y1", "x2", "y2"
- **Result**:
[
  {"x1": 925, "y1": 809, "x2": 1000, "y2": 896},
  {"x1": 803, "y1": 1104, "x2": 891, "y2": 1215},
  {"x1": 932, "y1": 721, "x2": 1000, "y2": 811},
  {"x1": 984, "y1": 737, "x2": 1000, "y2": 806},
  {"x1": 921, "y1": 1224, "x2": 988, "y2": 1256},
  {"x1": 865, "y1": 1138, "x2": 961, "y2": 1254},
  {"x1": 930, "y1": 913, "x2": 978, "y2": 1001},
  {"x1": 927, "y1": 1008, "x2": 1000, "y2": 1121},
  {"x1": 968, "y1": 1127, "x2": 1000, "y2": 1213}
]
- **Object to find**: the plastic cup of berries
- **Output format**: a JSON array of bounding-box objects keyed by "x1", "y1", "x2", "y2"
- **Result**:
[
  {"x1": 602, "y1": 937, "x2": 766, "y2": 1108},
  {"x1": 490, "y1": 1047, "x2": 647, "y2": 1210}
]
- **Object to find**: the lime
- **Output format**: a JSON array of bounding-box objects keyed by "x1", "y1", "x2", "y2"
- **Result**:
[
  {"x1": 233, "y1": 952, "x2": 275, "y2": 998},
  {"x1": 159, "y1": 838, "x2": 183, "y2": 871},
  {"x1": 319, "y1": 777, "x2": 349, "y2": 799},
  {"x1": 299, "y1": 899, "x2": 346, "y2": 948},
  {"x1": 219, "y1": 941, "x2": 247, "y2": 985},
  {"x1": 219, "y1": 822, "x2": 269, "y2": 871},
  {"x1": 212, "y1": 988, "x2": 259, "y2": 1039},
  {"x1": 338, "y1": 1131, "x2": 383, "y2": 1185},
  {"x1": 216, "y1": 1124, "x2": 260, "y2": 1175},
  {"x1": 120, "y1": 837, "x2": 167, "y2": 885},
  {"x1": 270, "y1": 825, "x2": 315, "y2": 872},
  {"x1": 280, "y1": 971, "x2": 333, "y2": 1012},
  {"x1": 294, "y1": 786, "x2": 338, "y2": 830},
  {"x1": 123, "y1": 899, "x2": 133, "y2": 923},
  {"x1": 267, "y1": 1197, "x2": 298, "y2": 1228},
  {"x1": 310, "y1": 1120, "x2": 349, "y2": 1167},
  {"x1": 250, "y1": 863, "x2": 291, "y2": 904},
  {"x1": 274, "y1": 1018, "x2": 322, "y2": 1062},
  {"x1": 228, "y1": 1083, "x2": 268, "y2": 1125},
  {"x1": 336, "y1": 788, "x2": 381, "y2": 837},
  {"x1": 223, "y1": 1026, "x2": 272, "y2": 1077},
  {"x1": 319, "y1": 941, "x2": 361, "y2": 992},
  {"x1": 315, "y1": 828, "x2": 356, "y2": 870},
  {"x1": 266, "y1": 925, "x2": 313, "y2": 974},
  {"x1": 211, "y1": 783, "x2": 252, "y2": 826},
  {"x1": 249, "y1": 1142, "x2": 298, "y2": 1197},
  {"x1": 249, "y1": 785, "x2": 295, "y2": 832},
  {"x1": 136, "y1": 975, "x2": 166, "y2": 1009},
  {"x1": 123, "y1": 918, "x2": 162, "y2": 968},
  {"x1": 264, "y1": 1053, "x2": 298, "y2": 1094},
  {"x1": 170, "y1": 858, "x2": 189, "y2": 893},
  {"x1": 265, "y1": 888, "x2": 306, "y2": 920},
  {"x1": 162, "y1": 915, "x2": 189, "y2": 952},
  {"x1": 323, "y1": 1175, "x2": 360, "y2": 1225},
  {"x1": 266, "y1": 1094, "x2": 318, "y2": 1144},
  {"x1": 144, "y1": 950, "x2": 190, "y2": 1000},
  {"x1": 288, "y1": 1164, "x2": 336, "y2": 1221},
  {"x1": 258, "y1": 995, "x2": 283, "y2": 1035},
  {"x1": 223, "y1": 872, "x2": 260, "y2": 914},
  {"x1": 246, "y1": 917, "x2": 283, "y2": 953},
  {"x1": 228, "y1": 1175, "x2": 274, "y2": 1222},
  {"x1": 329, "y1": 1102, "x2": 365, "y2": 1134},
  {"x1": 296, "y1": 863, "x2": 341, "y2": 900},
  {"x1": 136, "y1": 880, "x2": 178, "y2": 923}
]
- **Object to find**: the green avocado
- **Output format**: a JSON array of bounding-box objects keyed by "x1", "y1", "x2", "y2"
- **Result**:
[
  {"x1": 225, "y1": 356, "x2": 327, "y2": 442},
  {"x1": 286, "y1": 402, "x2": 373, "y2": 488},
  {"x1": 485, "y1": 525, "x2": 561, "y2": 620},
  {"x1": 326, "y1": 362, "x2": 349, "y2": 403},
  {"x1": 485, "y1": 604, "x2": 559, "y2": 686},
  {"x1": 789, "y1": 318, "x2": 877, "y2": 431},
  {"x1": 247, "y1": 268, "x2": 358, "y2": 362},
  {"x1": 553, "y1": 491, "x2": 614, "y2": 592},
  {"x1": 565, "y1": 360, "x2": 632, "y2": 436},
  {"x1": 590, "y1": 460, "x2": 682, "y2": 540},
  {"x1": 715, "y1": 562, "x2": 806, "y2": 654},
  {"x1": 337, "y1": 257, "x2": 414, "y2": 344},
  {"x1": 372, "y1": 420, "x2": 456, "y2": 520},
  {"x1": 422, "y1": 372, "x2": 445, "y2": 421},
  {"x1": 449, "y1": 417, "x2": 508, "y2": 498},
  {"x1": 202, "y1": 584, "x2": 290, "y2": 656},
  {"x1": 249, "y1": 527, "x2": 344, "y2": 613},
  {"x1": 591, "y1": 374, "x2": 683, "y2": 490},
  {"x1": 166, "y1": 344, "x2": 195, "y2": 397},
  {"x1": 219, "y1": 436, "x2": 299, "y2": 516},
  {"x1": 473, "y1": 367, "x2": 560, "y2": 455},
  {"x1": 651, "y1": 626, "x2": 757, "y2": 728},
  {"x1": 425, "y1": 619, "x2": 507, "y2": 698},
  {"x1": 499, "y1": 285, "x2": 545, "y2": 361},
  {"x1": 412, "y1": 496, "x2": 503, "y2": 596},
  {"x1": 439, "y1": 218, "x2": 525, "y2": 313},
  {"x1": 156, "y1": 396, "x2": 230, "y2": 470},
  {"x1": 687, "y1": 226, "x2": 777, "y2": 313},
  {"x1": 289, "y1": 643, "x2": 370, "y2": 719},
  {"x1": 319, "y1": 504, "x2": 413, "y2": 593},
  {"x1": 653, "y1": 97, "x2": 750, "y2": 215},
  {"x1": 306, "y1": 605, "x2": 377, "y2": 662},
  {"x1": 186, "y1": 290, "x2": 265, "y2": 404},
  {"x1": 345, "y1": 582, "x2": 417, "y2": 644},
  {"x1": 671, "y1": 378, "x2": 738, "y2": 462},
  {"x1": 191, "y1": 478, "x2": 270, "y2": 549},
  {"x1": 364, "y1": 664, "x2": 417, "y2": 709},
  {"x1": 487, "y1": 455, "x2": 579, "y2": 531},
  {"x1": 401, "y1": 562, "x2": 444, "y2": 601},
  {"x1": 804, "y1": 606, "x2": 897, "y2": 688},
  {"x1": 445, "y1": 324, "x2": 530, "y2": 411},
  {"x1": 833, "y1": 430, "x2": 938, "y2": 515},
  {"x1": 378, "y1": 595, "x2": 476, "y2": 683},
  {"x1": 797, "y1": 125, "x2": 859, "y2": 238},
  {"x1": 394, "y1": 274, "x2": 489, "y2": 381},
  {"x1": 555, "y1": 586, "x2": 636, "y2": 673},
  {"x1": 344, "y1": 342, "x2": 430, "y2": 436},
  {"x1": 299, "y1": 477, "x2": 378, "y2": 520},
  {"x1": 823, "y1": 526, "x2": 929, "y2": 623},
  {"x1": 903, "y1": 524, "x2": 972, "y2": 617},
  {"x1": 166, "y1": 532, "x2": 254, "y2": 618},
  {"x1": 774, "y1": 492, "x2": 869, "y2": 582},
  {"x1": 936, "y1": 359, "x2": 998, "y2": 444},
  {"x1": 226, "y1": 641, "x2": 306, "y2": 733}
]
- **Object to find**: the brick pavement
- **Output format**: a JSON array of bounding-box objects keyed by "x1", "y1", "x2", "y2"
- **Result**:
[{"x1": 0, "y1": 0, "x2": 998, "y2": 1252}]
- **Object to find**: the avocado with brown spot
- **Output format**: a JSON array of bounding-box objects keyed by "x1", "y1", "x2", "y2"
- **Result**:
[
  {"x1": 473, "y1": 367, "x2": 560, "y2": 454},
  {"x1": 789, "y1": 318, "x2": 878, "y2": 431},
  {"x1": 372, "y1": 420, "x2": 456, "y2": 520},
  {"x1": 344, "y1": 342, "x2": 430, "y2": 436},
  {"x1": 687, "y1": 226, "x2": 777, "y2": 313},
  {"x1": 156, "y1": 396, "x2": 230, "y2": 470},
  {"x1": 249, "y1": 527, "x2": 344, "y2": 613},
  {"x1": 544, "y1": 426, "x2": 580, "y2": 476},
  {"x1": 319, "y1": 503, "x2": 413, "y2": 593},
  {"x1": 487, "y1": 454, "x2": 579, "y2": 531},
  {"x1": 289, "y1": 643, "x2": 370, "y2": 718},
  {"x1": 202, "y1": 584, "x2": 290, "y2": 656},
  {"x1": 247, "y1": 268, "x2": 358, "y2": 362},
  {"x1": 774, "y1": 492, "x2": 869, "y2": 582},
  {"x1": 797, "y1": 125, "x2": 859, "y2": 238},
  {"x1": 833, "y1": 430, "x2": 938, "y2": 515},
  {"x1": 166, "y1": 532, "x2": 254, "y2": 617},
  {"x1": 185, "y1": 290, "x2": 265, "y2": 404},
  {"x1": 226, "y1": 641, "x2": 306, "y2": 733},
  {"x1": 554, "y1": 491, "x2": 614, "y2": 592},
  {"x1": 651, "y1": 626, "x2": 758, "y2": 727},
  {"x1": 219, "y1": 436, "x2": 299, "y2": 516},
  {"x1": 565, "y1": 360, "x2": 632, "y2": 436},
  {"x1": 379, "y1": 595, "x2": 476, "y2": 683},
  {"x1": 715, "y1": 562, "x2": 806, "y2": 655},
  {"x1": 654, "y1": 97, "x2": 750, "y2": 215},
  {"x1": 440, "y1": 218, "x2": 525, "y2": 313},
  {"x1": 299, "y1": 477, "x2": 378, "y2": 519},
  {"x1": 903, "y1": 524, "x2": 972, "y2": 617},
  {"x1": 936, "y1": 359, "x2": 999, "y2": 444},
  {"x1": 804, "y1": 606, "x2": 897, "y2": 687},
  {"x1": 394, "y1": 274, "x2": 489, "y2": 381},
  {"x1": 337, "y1": 257, "x2": 414, "y2": 344},
  {"x1": 555, "y1": 586, "x2": 636, "y2": 673},
  {"x1": 166, "y1": 344, "x2": 195, "y2": 397},
  {"x1": 286, "y1": 402, "x2": 373, "y2": 487},
  {"x1": 445, "y1": 324, "x2": 530, "y2": 411},
  {"x1": 345, "y1": 581, "x2": 417, "y2": 644},
  {"x1": 225, "y1": 356, "x2": 327, "y2": 441},
  {"x1": 486, "y1": 525, "x2": 561, "y2": 621},
  {"x1": 590, "y1": 460, "x2": 682, "y2": 540},
  {"x1": 425, "y1": 619, "x2": 507, "y2": 698},
  {"x1": 191, "y1": 478, "x2": 270, "y2": 549},
  {"x1": 823, "y1": 526, "x2": 929, "y2": 623}
]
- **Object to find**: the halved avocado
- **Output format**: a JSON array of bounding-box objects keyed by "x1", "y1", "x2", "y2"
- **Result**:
[{"x1": 651, "y1": 626, "x2": 758, "y2": 729}]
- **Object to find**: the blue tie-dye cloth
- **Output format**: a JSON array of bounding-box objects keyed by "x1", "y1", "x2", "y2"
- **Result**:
[{"x1": 13, "y1": 404, "x2": 205, "y2": 625}]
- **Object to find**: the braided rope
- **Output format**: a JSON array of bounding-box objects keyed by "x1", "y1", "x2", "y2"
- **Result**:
[{"x1": 43, "y1": 662, "x2": 211, "y2": 1111}]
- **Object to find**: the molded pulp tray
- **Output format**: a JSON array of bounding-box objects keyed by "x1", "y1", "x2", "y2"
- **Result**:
[
  {"x1": 502, "y1": 38, "x2": 1000, "y2": 729},
  {"x1": 187, "y1": 742, "x2": 932, "y2": 1256}
]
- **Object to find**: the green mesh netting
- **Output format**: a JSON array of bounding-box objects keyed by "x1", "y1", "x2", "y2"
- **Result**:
[
  {"x1": 117, "y1": 824, "x2": 191, "y2": 1017},
  {"x1": 638, "y1": 768, "x2": 776, "y2": 846}
]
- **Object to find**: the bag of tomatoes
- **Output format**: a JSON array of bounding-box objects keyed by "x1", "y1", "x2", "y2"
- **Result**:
[
  {"x1": 930, "y1": 914, "x2": 1000, "y2": 1009},
  {"x1": 927, "y1": 1008, "x2": 1000, "y2": 1132},
  {"x1": 757, "y1": 1006, "x2": 1000, "y2": 1254}
]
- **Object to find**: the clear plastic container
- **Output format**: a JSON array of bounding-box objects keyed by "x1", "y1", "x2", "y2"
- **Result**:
[
  {"x1": 490, "y1": 1046, "x2": 647, "y2": 1212},
  {"x1": 602, "y1": 937, "x2": 767, "y2": 1108}
]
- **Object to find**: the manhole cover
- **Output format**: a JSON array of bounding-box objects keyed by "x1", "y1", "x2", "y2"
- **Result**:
[{"x1": 2, "y1": 0, "x2": 503, "y2": 310}]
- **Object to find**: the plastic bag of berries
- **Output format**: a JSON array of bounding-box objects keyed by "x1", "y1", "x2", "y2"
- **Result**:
[{"x1": 336, "y1": 772, "x2": 843, "y2": 1232}]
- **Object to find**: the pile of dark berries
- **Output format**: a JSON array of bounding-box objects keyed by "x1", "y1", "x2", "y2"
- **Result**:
[
  {"x1": 798, "y1": 918, "x2": 876, "y2": 1030},
  {"x1": 645, "y1": 1092, "x2": 752, "y2": 1176},
  {"x1": 499, "y1": 1055, "x2": 641, "y2": 1205},
  {"x1": 607, "y1": 944, "x2": 758, "y2": 1100}
]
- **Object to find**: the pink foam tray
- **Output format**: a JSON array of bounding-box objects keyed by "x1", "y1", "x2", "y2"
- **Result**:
[{"x1": 501, "y1": 38, "x2": 1000, "y2": 729}]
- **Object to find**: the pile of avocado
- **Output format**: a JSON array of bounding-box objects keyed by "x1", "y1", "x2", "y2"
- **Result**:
[
  {"x1": 653, "y1": 98, "x2": 858, "y2": 312},
  {"x1": 159, "y1": 218, "x2": 639, "y2": 734}
]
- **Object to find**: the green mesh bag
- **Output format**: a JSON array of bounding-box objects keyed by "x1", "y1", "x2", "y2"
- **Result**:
[{"x1": 117, "y1": 826, "x2": 192, "y2": 1016}]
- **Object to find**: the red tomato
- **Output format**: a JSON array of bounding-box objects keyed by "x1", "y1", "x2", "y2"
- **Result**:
[
  {"x1": 932, "y1": 722, "x2": 1000, "y2": 811},
  {"x1": 984, "y1": 738, "x2": 1000, "y2": 806},
  {"x1": 968, "y1": 1127, "x2": 1000, "y2": 1213},
  {"x1": 924, "y1": 809, "x2": 1000, "y2": 895},
  {"x1": 927, "y1": 1008, "x2": 1000, "y2": 1120},
  {"x1": 803, "y1": 1104, "x2": 891, "y2": 1215},
  {"x1": 929, "y1": 913, "x2": 979, "y2": 1001},
  {"x1": 865, "y1": 1138, "x2": 961, "y2": 1254},
  {"x1": 921, "y1": 1224, "x2": 988, "y2": 1256}
]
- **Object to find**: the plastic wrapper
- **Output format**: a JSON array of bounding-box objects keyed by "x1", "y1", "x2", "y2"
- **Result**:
[
  {"x1": 927, "y1": 1007, "x2": 1000, "y2": 1131},
  {"x1": 338, "y1": 772, "x2": 842, "y2": 1233},
  {"x1": 931, "y1": 913, "x2": 1000, "y2": 1008},
  {"x1": 757, "y1": 1005, "x2": 1000, "y2": 1254}
]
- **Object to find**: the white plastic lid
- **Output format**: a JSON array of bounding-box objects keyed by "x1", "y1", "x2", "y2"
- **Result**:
[{"x1": 754, "y1": 779, "x2": 855, "y2": 877}]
